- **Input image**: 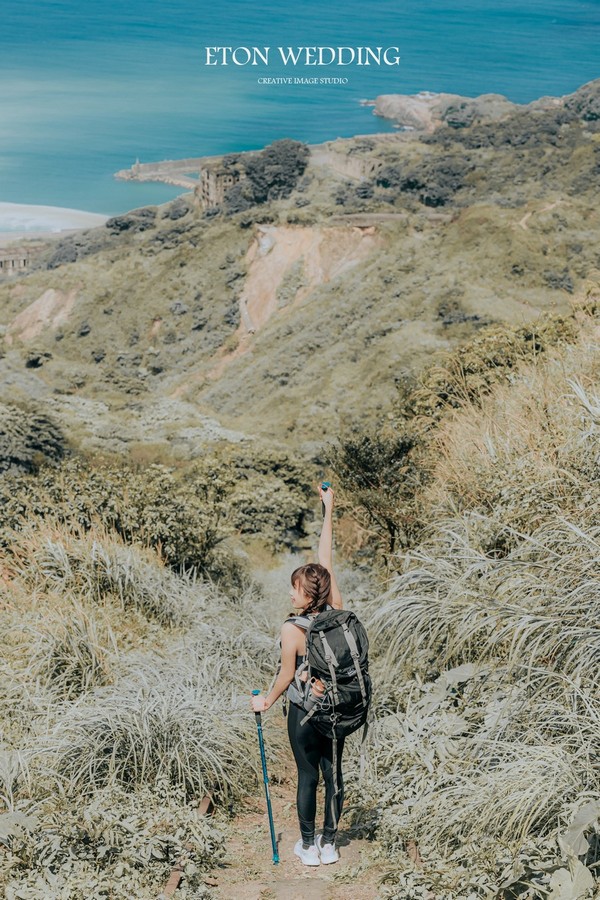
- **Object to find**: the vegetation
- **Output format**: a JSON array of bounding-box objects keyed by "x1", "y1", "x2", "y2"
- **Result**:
[
  {"x1": 337, "y1": 301, "x2": 600, "y2": 897},
  {"x1": 4, "y1": 85, "x2": 599, "y2": 448},
  {"x1": 0, "y1": 403, "x2": 66, "y2": 474},
  {"x1": 2, "y1": 79, "x2": 600, "y2": 897},
  {"x1": 0, "y1": 519, "x2": 284, "y2": 898},
  {"x1": 327, "y1": 301, "x2": 589, "y2": 564},
  {"x1": 0, "y1": 442, "x2": 315, "y2": 588},
  {"x1": 224, "y1": 139, "x2": 310, "y2": 212}
]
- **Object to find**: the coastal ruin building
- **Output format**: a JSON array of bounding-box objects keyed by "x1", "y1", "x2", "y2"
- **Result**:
[
  {"x1": 0, "y1": 248, "x2": 32, "y2": 278},
  {"x1": 198, "y1": 158, "x2": 244, "y2": 209},
  {"x1": 0, "y1": 244, "x2": 47, "y2": 279}
]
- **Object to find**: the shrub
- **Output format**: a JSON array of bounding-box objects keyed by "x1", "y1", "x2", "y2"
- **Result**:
[
  {"x1": 327, "y1": 430, "x2": 423, "y2": 559},
  {"x1": 0, "y1": 404, "x2": 66, "y2": 474},
  {"x1": 0, "y1": 785, "x2": 224, "y2": 900},
  {"x1": 402, "y1": 314, "x2": 579, "y2": 425},
  {"x1": 0, "y1": 445, "x2": 314, "y2": 579},
  {"x1": 12, "y1": 529, "x2": 200, "y2": 627},
  {"x1": 376, "y1": 154, "x2": 472, "y2": 206},
  {"x1": 244, "y1": 139, "x2": 310, "y2": 202},
  {"x1": 27, "y1": 603, "x2": 116, "y2": 699},
  {"x1": 49, "y1": 675, "x2": 260, "y2": 799},
  {"x1": 346, "y1": 336, "x2": 600, "y2": 894},
  {"x1": 224, "y1": 140, "x2": 310, "y2": 211}
]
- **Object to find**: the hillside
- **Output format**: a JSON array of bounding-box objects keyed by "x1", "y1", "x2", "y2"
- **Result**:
[{"x1": 1, "y1": 79, "x2": 599, "y2": 458}]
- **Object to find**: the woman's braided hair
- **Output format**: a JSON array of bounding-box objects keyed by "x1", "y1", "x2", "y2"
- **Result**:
[{"x1": 290, "y1": 563, "x2": 332, "y2": 615}]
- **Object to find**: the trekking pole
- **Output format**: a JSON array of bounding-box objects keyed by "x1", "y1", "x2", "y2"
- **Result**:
[
  {"x1": 321, "y1": 481, "x2": 331, "y2": 518},
  {"x1": 251, "y1": 690, "x2": 279, "y2": 865}
]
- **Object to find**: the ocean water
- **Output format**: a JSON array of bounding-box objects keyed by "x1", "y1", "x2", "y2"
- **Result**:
[{"x1": 1, "y1": 0, "x2": 599, "y2": 216}]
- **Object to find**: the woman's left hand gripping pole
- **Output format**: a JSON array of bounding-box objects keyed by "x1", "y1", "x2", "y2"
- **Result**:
[{"x1": 251, "y1": 689, "x2": 280, "y2": 864}]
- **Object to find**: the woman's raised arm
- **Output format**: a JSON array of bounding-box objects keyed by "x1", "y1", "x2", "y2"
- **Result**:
[{"x1": 318, "y1": 484, "x2": 343, "y2": 609}]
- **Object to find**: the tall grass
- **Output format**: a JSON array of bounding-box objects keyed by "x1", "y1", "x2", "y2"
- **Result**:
[
  {"x1": 9, "y1": 525, "x2": 203, "y2": 627},
  {"x1": 45, "y1": 592, "x2": 282, "y2": 799},
  {"x1": 354, "y1": 341, "x2": 600, "y2": 895},
  {"x1": 49, "y1": 668, "x2": 264, "y2": 800},
  {"x1": 0, "y1": 522, "x2": 283, "y2": 898},
  {"x1": 370, "y1": 516, "x2": 600, "y2": 686}
]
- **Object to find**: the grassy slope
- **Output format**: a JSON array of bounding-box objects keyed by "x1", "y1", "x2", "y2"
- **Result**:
[{"x1": 0, "y1": 524, "x2": 289, "y2": 898}]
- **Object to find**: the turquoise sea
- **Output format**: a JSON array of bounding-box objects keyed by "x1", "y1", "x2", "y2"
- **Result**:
[{"x1": 1, "y1": 0, "x2": 599, "y2": 215}]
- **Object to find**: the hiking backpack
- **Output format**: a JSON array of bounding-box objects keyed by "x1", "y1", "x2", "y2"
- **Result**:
[{"x1": 286, "y1": 607, "x2": 371, "y2": 741}]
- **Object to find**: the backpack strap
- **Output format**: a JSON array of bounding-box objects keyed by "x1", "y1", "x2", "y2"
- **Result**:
[
  {"x1": 340, "y1": 622, "x2": 368, "y2": 706},
  {"x1": 283, "y1": 615, "x2": 314, "y2": 709},
  {"x1": 286, "y1": 614, "x2": 313, "y2": 632},
  {"x1": 319, "y1": 633, "x2": 340, "y2": 705},
  {"x1": 359, "y1": 719, "x2": 369, "y2": 781},
  {"x1": 328, "y1": 730, "x2": 342, "y2": 836}
]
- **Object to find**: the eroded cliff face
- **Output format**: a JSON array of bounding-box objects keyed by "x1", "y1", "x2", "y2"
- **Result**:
[
  {"x1": 5, "y1": 288, "x2": 80, "y2": 344},
  {"x1": 241, "y1": 224, "x2": 382, "y2": 331}
]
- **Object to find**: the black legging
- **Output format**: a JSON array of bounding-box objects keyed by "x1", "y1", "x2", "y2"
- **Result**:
[{"x1": 287, "y1": 700, "x2": 345, "y2": 846}]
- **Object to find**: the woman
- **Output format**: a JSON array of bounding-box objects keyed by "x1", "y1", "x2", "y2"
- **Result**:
[{"x1": 251, "y1": 483, "x2": 344, "y2": 867}]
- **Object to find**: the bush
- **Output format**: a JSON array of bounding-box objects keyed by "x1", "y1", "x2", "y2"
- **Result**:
[
  {"x1": 0, "y1": 404, "x2": 66, "y2": 474},
  {"x1": 13, "y1": 528, "x2": 201, "y2": 627},
  {"x1": 342, "y1": 330, "x2": 600, "y2": 895},
  {"x1": 376, "y1": 154, "x2": 472, "y2": 206},
  {"x1": 404, "y1": 314, "x2": 579, "y2": 424},
  {"x1": 27, "y1": 603, "x2": 116, "y2": 699},
  {"x1": 0, "y1": 459, "x2": 235, "y2": 584},
  {"x1": 224, "y1": 140, "x2": 310, "y2": 212},
  {"x1": 0, "y1": 785, "x2": 224, "y2": 899},
  {"x1": 0, "y1": 443, "x2": 315, "y2": 581},
  {"x1": 327, "y1": 430, "x2": 422, "y2": 560},
  {"x1": 50, "y1": 673, "x2": 261, "y2": 799}
]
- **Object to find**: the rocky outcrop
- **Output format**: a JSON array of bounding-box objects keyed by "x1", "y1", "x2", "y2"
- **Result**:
[
  {"x1": 564, "y1": 78, "x2": 600, "y2": 121},
  {"x1": 369, "y1": 90, "x2": 518, "y2": 132},
  {"x1": 369, "y1": 79, "x2": 600, "y2": 133}
]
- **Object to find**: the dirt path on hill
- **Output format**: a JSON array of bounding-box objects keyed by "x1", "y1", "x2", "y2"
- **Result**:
[{"x1": 207, "y1": 765, "x2": 385, "y2": 900}]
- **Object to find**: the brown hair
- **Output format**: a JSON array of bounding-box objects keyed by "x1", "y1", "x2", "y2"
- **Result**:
[{"x1": 291, "y1": 563, "x2": 331, "y2": 615}]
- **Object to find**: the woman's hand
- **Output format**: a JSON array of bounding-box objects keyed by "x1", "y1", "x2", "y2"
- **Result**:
[
  {"x1": 251, "y1": 693, "x2": 269, "y2": 713},
  {"x1": 318, "y1": 482, "x2": 335, "y2": 512}
]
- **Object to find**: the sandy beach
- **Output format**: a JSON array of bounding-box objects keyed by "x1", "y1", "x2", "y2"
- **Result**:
[{"x1": 0, "y1": 202, "x2": 107, "y2": 244}]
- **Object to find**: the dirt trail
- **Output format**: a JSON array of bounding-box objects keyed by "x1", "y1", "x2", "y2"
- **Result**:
[
  {"x1": 517, "y1": 199, "x2": 565, "y2": 231},
  {"x1": 208, "y1": 764, "x2": 384, "y2": 900}
]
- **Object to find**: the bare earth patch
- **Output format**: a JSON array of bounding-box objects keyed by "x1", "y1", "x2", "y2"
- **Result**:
[{"x1": 5, "y1": 287, "x2": 79, "y2": 343}]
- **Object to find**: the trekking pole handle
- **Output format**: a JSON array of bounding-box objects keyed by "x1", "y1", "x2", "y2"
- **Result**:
[
  {"x1": 321, "y1": 481, "x2": 331, "y2": 518},
  {"x1": 251, "y1": 688, "x2": 262, "y2": 720}
]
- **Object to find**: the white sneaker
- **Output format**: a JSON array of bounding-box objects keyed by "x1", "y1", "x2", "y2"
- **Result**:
[
  {"x1": 316, "y1": 833, "x2": 340, "y2": 864},
  {"x1": 294, "y1": 838, "x2": 320, "y2": 866}
]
